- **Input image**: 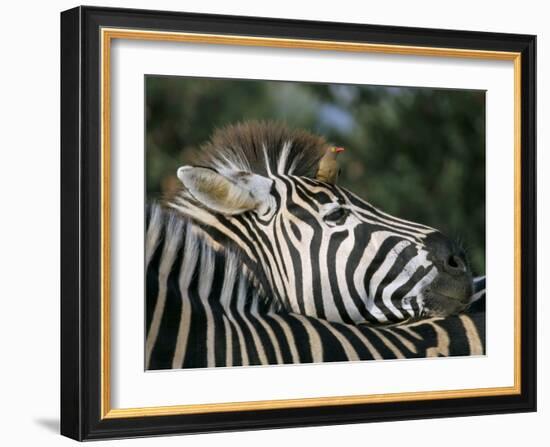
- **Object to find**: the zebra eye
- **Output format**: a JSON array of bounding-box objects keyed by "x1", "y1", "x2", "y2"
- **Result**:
[{"x1": 323, "y1": 207, "x2": 349, "y2": 224}]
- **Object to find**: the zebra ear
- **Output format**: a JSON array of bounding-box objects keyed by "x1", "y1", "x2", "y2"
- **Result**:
[{"x1": 176, "y1": 166, "x2": 274, "y2": 215}]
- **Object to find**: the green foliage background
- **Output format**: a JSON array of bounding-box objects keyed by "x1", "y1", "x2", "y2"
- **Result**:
[{"x1": 146, "y1": 76, "x2": 485, "y2": 275}]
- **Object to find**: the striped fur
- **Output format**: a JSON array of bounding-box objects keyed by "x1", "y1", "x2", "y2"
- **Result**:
[
  {"x1": 169, "y1": 121, "x2": 473, "y2": 324},
  {"x1": 146, "y1": 205, "x2": 485, "y2": 370}
]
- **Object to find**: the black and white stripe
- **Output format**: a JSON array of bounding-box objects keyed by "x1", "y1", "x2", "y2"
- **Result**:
[
  {"x1": 146, "y1": 205, "x2": 485, "y2": 370},
  {"x1": 168, "y1": 122, "x2": 473, "y2": 325}
]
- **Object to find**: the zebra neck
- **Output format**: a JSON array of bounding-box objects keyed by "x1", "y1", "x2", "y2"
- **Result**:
[
  {"x1": 167, "y1": 194, "x2": 283, "y2": 305},
  {"x1": 146, "y1": 204, "x2": 275, "y2": 312}
]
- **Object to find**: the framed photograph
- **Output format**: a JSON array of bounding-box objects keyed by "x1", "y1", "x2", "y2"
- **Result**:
[{"x1": 60, "y1": 5, "x2": 536, "y2": 441}]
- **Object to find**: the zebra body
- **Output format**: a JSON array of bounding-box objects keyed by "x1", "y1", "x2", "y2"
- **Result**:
[{"x1": 146, "y1": 205, "x2": 485, "y2": 370}]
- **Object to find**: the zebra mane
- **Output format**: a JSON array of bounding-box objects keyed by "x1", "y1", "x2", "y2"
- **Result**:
[
  {"x1": 193, "y1": 120, "x2": 329, "y2": 177},
  {"x1": 146, "y1": 203, "x2": 278, "y2": 310}
]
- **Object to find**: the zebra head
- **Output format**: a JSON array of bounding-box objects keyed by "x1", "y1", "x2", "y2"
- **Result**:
[{"x1": 169, "y1": 121, "x2": 473, "y2": 324}]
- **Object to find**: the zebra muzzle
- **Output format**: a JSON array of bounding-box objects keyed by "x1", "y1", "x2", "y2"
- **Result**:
[{"x1": 422, "y1": 272, "x2": 473, "y2": 317}]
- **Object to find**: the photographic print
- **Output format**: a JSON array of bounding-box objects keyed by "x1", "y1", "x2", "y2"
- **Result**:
[
  {"x1": 144, "y1": 76, "x2": 486, "y2": 370},
  {"x1": 61, "y1": 7, "x2": 536, "y2": 439}
]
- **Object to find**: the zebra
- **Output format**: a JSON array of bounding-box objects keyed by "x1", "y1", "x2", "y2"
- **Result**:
[
  {"x1": 167, "y1": 121, "x2": 474, "y2": 325},
  {"x1": 146, "y1": 204, "x2": 485, "y2": 370}
]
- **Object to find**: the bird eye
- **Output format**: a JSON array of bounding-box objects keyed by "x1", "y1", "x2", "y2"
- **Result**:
[{"x1": 323, "y1": 207, "x2": 349, "y2": 224}]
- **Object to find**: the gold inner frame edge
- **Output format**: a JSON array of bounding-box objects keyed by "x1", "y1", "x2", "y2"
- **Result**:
[{"x1": 100, "y1": 27, "x2": 522, "y2": 419}]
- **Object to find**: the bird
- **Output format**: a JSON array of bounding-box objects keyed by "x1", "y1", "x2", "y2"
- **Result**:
[{"x1": 315, "y1": 146, "x2": 344, "y2": 184}]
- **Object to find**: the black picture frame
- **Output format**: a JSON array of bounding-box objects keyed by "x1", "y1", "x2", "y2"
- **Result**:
[{"x1": 61, "y1": 5, "x2": 536, "y2": 441}]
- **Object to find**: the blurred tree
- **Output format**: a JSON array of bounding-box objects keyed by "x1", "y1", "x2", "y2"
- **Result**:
[{"x1": 146, "y1": 77, "x2": 485, "y2": 275}]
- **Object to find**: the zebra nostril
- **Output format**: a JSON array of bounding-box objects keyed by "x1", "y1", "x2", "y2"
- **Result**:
[{"x1": 445, "y1": 254, "x2": 466, "y2": 273}]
